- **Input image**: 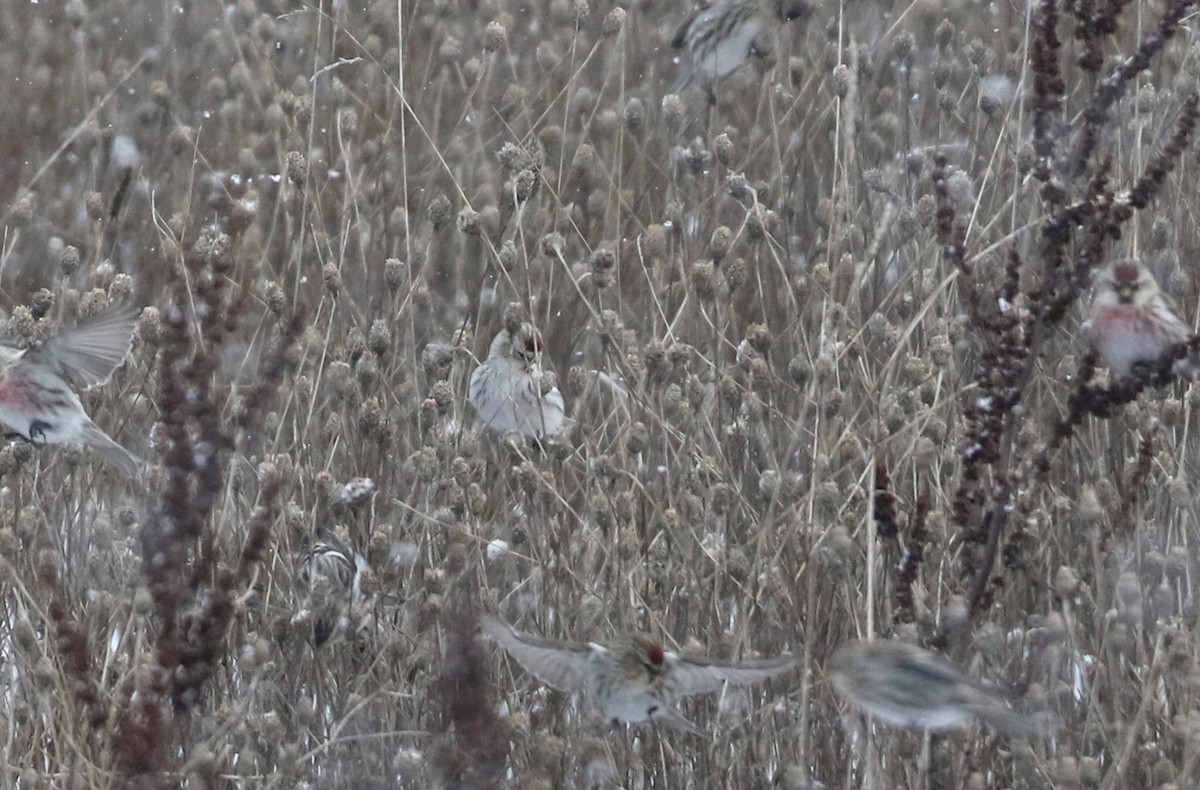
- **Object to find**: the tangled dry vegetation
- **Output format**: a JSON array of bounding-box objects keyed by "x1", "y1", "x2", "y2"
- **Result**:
[{"x1": 2, "y1": 0, "x2": 1200, "y2": 787}]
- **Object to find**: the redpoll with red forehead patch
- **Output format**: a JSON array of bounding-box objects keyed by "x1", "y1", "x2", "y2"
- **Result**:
[
  {"x1": 468, "y1": 322, "x2": 565, "y2": 439},
  {"x1": 1086, "y1": 260, "x2": 1197, "y2": 379},
  {"x1": 481, "y1": 614, "x2": 795, "y2": 735},
  {"x1": 0, "y1": 305, "x2": 142, "y2": 475},
  {"x1": 671, "y1": 0, "x2": 808, "y2": 104},
  {"x1": 830, "y1": 639, "x2": 1053, "y2": 737}
]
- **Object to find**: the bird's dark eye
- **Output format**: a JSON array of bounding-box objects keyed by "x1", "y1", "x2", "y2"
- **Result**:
[{"x1": 648, "y1": 705, "x2": 659, "y2": 714}]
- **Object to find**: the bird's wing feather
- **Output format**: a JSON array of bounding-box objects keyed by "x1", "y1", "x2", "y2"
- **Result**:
[
  {"x1": 671, "y1": 12, "x2": 697, "y2": 49},
  {"x1": 666, "y1": 652, "x2": 796, "y2": 696},
  {"x1": 480, "y1": 615, "x2": 595, "y2": 692},
  {"x1": 29, "y1": 306, "x2": 139, "y2": 388},
  {"x1": 651, "y1": 704, "x2": 707, "y2": 736}
]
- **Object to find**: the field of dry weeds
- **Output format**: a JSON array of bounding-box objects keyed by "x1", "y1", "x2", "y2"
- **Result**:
[{"x1": 2, "y1": 0, "x2": 1200, "y2": 787}]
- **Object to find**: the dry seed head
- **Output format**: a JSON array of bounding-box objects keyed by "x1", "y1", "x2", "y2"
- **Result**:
[
  {"x1": 935, "y1": 19, "x2": 955, "y2": 49},
  {"x1": 285, "y1": 150, "x2": 307, "y2": 187},
  {"x1": 540, "y1": 232, "x2": 566, "y2": 257},
  {"x1": 679, "y1": 138, "x2": 712, "y2": 175},
  {"x1": 60, "y1": 245, "x2": 80, "y2": 275},
  {"x1": 602, "y1": 7, "x2": 625, "y2": 36},
  {"x1": 462, "y1": 56, "x2": 483, "y2": 82},
  {"x1": 915, "y1": 194, "x2": 937, "y2": 227},
  {"x1": 786, "y1": 357, "x2": 810, "y2": 387},
  {"x1": 830, "y1": 65, "x2": 851, "y2": 98},
  {"x1": 1149, "y1": 217, "x2": 1171, "y2": 250},
  {"x1": 863, "y1": 168, "x2": 888, "y2": 194},
  {"x1": 6, "y1": 306, "x2": 34, "y2": 340},
  {"x1": 513, "y1": 169, "x2": 537, "y2": 202},
  {"x1": 536, "y1": 40, "x2": 561, "y2": 70},
  {"x1": 710, "y1": 226, "x2": 733, "y2": 260},
  {"x1": 10, "y1": 193, "x2": 32, "y2": 228},
  {"x1": 92, "y1": 260, "x2": 116, "y2": 289},
  {"x1": 322, "y1": 262, "x2": 342, "y2": 295},
  {"x1": 624, "y1": 97, "x2": 644, "y2": 129},
  {"x1": 725, "y1": 257, "x2": 748, "y2": 292},
  {"x1": 944, "y1": 170, "x2": 976, "y2": 212},
  {"x1": 895, "y1": 208, "x2": 918, "y2": 241},
  {"x1": 439, "y1": 35, "x2": 463, "y2": 61},
  {"x1": 109, "y1": 273, "x2": 134, "y2": 301},
  {"x1": 1167, "y1": 546, "x2": 1190, "y2": 579},
  {"x1": 539, "y1": 129, "x2": 563, "y2": 157},
  {"x1": 27, "y1": 289, "x2": 53, "y2": 320},
  {"x1": 80, "y1": 287, "x2": 112, "y2": 317},
  {"x1": 456, "y1": 207, "x2": 481, "y2": 235},
  {"x1": 1115, "y1": 571, "x2": 1142, "y2": 607},
  {"x1": 726, "y1": 172, "x2": 753, "y2": 200},
  {"x1": 483, "y1": 20, "x2": 506, "y2": 52},
  {"x1": 265, "y1": 280, "x2": 286, "y2": 313},
  {"x1": 496, "y1": 141, "x2": 541, "y2": 172},
  {"x1": 964, "y1": 37, "x2": 991, "y2": 68},
  {"x1": 691, "y1": 261, "x2": 716, "y2": 300},
  {"x1": 427, "y1": 194, "x2": 453, "y2": 228},
  {"x1": 573, "y1": 143, "x2": 597, "y2": 170},
  {"x1": 1076, "y1": 485, "x2": 1103, "y2": 527},
  {"x1": 368, "y1": 319, "x2": 391, "y2": 356},
  {"x1": 745, "y1": 206, "x2": 774, "y2": 241},
  {"x1": 661, "y1": 94, "x2": 685, "y2": 133},
  {"x1": 713, "y1": 133, "x2": 736, "y2": 167},
  {"x1": 1053, "y1": 566, "x2": 1080, "y2": 596},
  {"x1": 502, "y1": 303, "x2": 526, "y2": 335},
  {"x1": 745, "y1": 324, "x2": 771, "y2": 355},
  {"x1": 84, "y1": 192, "x2": 104, "y2": 222},
  {"x1": 387, "y1": 207, "x2": 408, "y2": 237},
  {"x1": 384, "y1": 258, "x2": 406, "y2": 291},
  {"x1": 641, "y1": 224, "x2": 667, "y2": 259},
  {"x1": 821, "y1": 388, "x2": 844, "y2": 417},
  {"x1": 590, "y1": 246, "x2": 615, "y2": 279},
  {"x1": 425, "y1": 380, "x2": 453, "y2": 414}
]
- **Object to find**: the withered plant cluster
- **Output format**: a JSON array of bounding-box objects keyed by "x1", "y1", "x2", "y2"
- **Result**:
[{"x1": 1, "y1": 0, "x2": 1200, "y2": 788}]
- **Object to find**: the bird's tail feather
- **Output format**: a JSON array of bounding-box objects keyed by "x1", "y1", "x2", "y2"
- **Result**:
[
  {"x1": 969, "y1": 705, "x2": 1055, "y2": 738},
  {"x1": 82, "y1": 420, "x2": 142, "y2": 477}
]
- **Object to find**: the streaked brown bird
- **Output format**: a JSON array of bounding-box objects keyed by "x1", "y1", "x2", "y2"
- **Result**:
[
  {"x1": 671, "y1": 0, "x2": 808, "y2": 104},
  {"x1": 830, "y1": 639, "x2": 1051, "y2": 737},
  {"x1": 296, "y1": 528, "x2": 367, "y2": 646}
]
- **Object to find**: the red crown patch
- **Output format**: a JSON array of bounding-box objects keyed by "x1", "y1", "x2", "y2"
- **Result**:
[{"x1": 1112, "y1": 264, "x2": 1140, "y2": 284}]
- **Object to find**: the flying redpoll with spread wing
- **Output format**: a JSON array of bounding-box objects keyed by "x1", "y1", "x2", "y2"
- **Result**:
[
  {"x1": 671, "y1": 0, "x2": 808, "y2": 104},
  {"x1": 469, "y1": 320, "x2": 565, "y2": 439},
  {"x1": 830, "y1": 639, "x2": 1051, "y2": 737},
  {"x1": 0, "y1": 305, "x2": 142, "y2": 475},
  {"x1": 1087, "y1": 260, "x2": 1197, "y2": 380},
  {"x1": 482, "y1": 614, "x2": 795, "y2": 735}
]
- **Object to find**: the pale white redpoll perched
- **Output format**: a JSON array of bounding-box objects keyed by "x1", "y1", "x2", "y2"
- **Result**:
[
  {"x1": 468, "y1": 322, "x2": 565, "y2": 439},
  {"x1": 295, "y1": 527, "x2": 367, "y2": 646},
  {"x1": 830, "y1": 639, "x2": 1051, "y2": 737},
  {"x1": 1087, "y1": 260, "x2": 1197, "y2": 379},
  {"x1": 0, "y1": 305, "x2": 141, "y2": 475},
  {"x1": 671, "y1": 0, "x2": 808, "y2": 103},
  {"x1": 481, "y1": 614, "x2": 795, "y2": 735}
]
